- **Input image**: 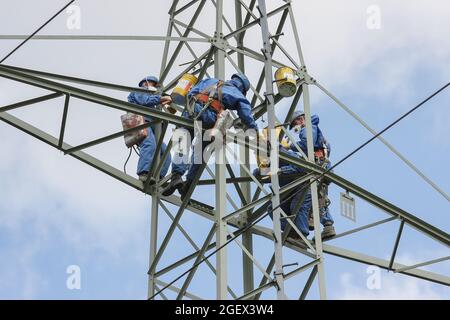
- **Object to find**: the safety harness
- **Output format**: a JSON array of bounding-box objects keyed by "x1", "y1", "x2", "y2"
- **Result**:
[{"x1": 188, "y1": 80, "x2": 226, "y2": 118}]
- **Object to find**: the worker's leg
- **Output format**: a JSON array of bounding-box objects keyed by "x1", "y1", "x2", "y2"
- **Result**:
[
  {"x1": 171, "y1": 110, "x2": 193, "y2": 176},
  {"x1": 162, "y1": 109, "x2": 194, "y2": 196},
  {"x1": 137, "y1": 127, "x2": 156, "y2": 176},
  {"x1": 197, "y1": 106, "x2": 217, "y2": 128},
  {"x1": 179, "y1": 113, "x2": 218, "y2": 198},
  {"x1": 290, "y1": 189, "x2": 311, "y2": 237},
  {"x1": 268, "y1": 198, "x2": 291, "y2": 231},
  {"x1": 320, "y1": 207, "x2": 334, "y2": 226},
  {"x1": 159, "y1": 142, "x2": 172, "y2": 178},
  {"x1": 184, "y1": 138, "x2": 212, "y2": 183}
]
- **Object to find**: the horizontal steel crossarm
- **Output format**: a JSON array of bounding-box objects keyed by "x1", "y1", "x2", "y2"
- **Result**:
[
  {"x1": 0, "y1": 65, "x2": 194, "y2": 128},
  {"x1": 315, "y1": 80, "x2": 450, "y2": 202},
  {"x1": 154, "y1": 279, "x2": 202, "y2": 300},
  {"x1": 237, "y1": 259, "x2": 319, "y2": 300},
  {"x1": 0, "y1": 92, "x2": 63, "y2": 113},
  {"x1": 394, "y1": 256, "x2": 450, "y2": 274},
  {"x1": 323, "y1": 244, "x2": 450, "y2": 286},
  {"x1": 223, "y1": 173, "x2": 315, "y2": 223},
  {"x1": 0, "y1": 35, "x2": 209, "y2": 42},
  {"x1": 64, "y1": 120, "x2": 158, "y2": 154},
  {"x1": 1, "y1": 64, "x2": 153, "y2": 94},
  {"x1": 230, "y1": 135, "x2": 447, "y2": 247},
  {"x1": 251, "y1": 224, "x2": 450, "y2": 286},
  {"x1": 329, "y1": 217, "x2": 397, "y2": 241},
  {"x1": 251, "y1": 225, "x2": 316, "y2": 258},
  {"x1": 277, "y1": 151, "x2": 450, "y2": 247},
  {"x1": 154, "y1": 232, "x2": 239, "y2": 278},
  {"x1": 0, "y1": 111, "x2": 144, "y2": 191}
]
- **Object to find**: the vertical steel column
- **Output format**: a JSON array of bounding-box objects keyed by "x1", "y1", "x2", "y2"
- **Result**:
[
  {"x1": 148, "y1": 0, "x2": 179, "y2": 299},
  {"x1": 215, "y1": 0, "x2": 228, "y2": 300},
  {"x1": 159, "y1": 1, "x2": 177, "y2": 76},
  {"x1": 257, "y1": 0, "x2": 286, "y2": 300},
  {"x1": 148, "y1": 183, "x2": 159, "y2": 299},
  {"x1": 302, "y1": 84, "x2": 327, "y2": 299},
  {"x1": 235, "y1": 0, "x2": 254, "y2": 295}
]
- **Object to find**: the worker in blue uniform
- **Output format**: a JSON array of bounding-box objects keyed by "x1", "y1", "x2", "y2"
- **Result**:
[
  {"x1": 263, "y1": 111, "x2": 335, "y2": 246},
  {"x1": 127, "y1": 76, "x2": 172, "y2": 184},
  {"x1": 162, "y1": 73, "x2": 258, "y2": 197}
]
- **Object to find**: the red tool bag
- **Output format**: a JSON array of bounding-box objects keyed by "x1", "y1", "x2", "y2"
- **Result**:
[{"x1": 120, "y1": 113, "x2": 148, "y2": 148}]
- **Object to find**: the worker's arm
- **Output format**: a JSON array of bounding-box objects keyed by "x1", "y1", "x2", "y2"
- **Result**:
[
  {"x1": 236, "y1": 98, "x2": 258, "y2": 130},
  {"x1": 279, "y1": 149, "x2": 306, "y2": 175},
  {"x1": 128, "y1": 92, "x2": 161, "y2": 107},
  {"x1": 291, "y1": 125, "x2": 317, "y2": 153}
]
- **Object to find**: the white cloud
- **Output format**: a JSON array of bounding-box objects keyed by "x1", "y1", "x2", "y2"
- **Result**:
[
  {"x1": 1, "y1": 0, "x2": 449, "y2": 299},
  {"x1": 338, "y1": 271, "x2": 448, "y2": 300}
]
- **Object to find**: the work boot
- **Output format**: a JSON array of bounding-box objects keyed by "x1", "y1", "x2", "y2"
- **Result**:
[
  {"x1": 308, "y1": 213, "x2": 314, "y2": 231},
  {"x1": 139, "y1": 173, "x2": 156, "y2": 185},
  {"x1": 161, "y1": 173, "x2": 184, "y2": 197},
  {"x1": 179, "y1": 181, "x2": 191, "y2": 200},
  {"x1": 286, "y1": 229, "x2": 308, "y2": 249},
  {"x1": 321, "y1": 224, "x2": 336, "y2": 240}
]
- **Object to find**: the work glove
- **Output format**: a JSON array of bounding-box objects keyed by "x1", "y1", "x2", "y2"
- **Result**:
[
  {"x1": 233, "y1": 118, "x2": 245, "y2": 130},
  {"x1": 160, "y1": 95, "x2": 172, "y2": 106},
  {"x1": 281, "y1": 137, "x2": 292, "y2": 149}
]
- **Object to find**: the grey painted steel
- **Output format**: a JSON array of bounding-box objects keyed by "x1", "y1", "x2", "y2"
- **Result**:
[
  {"x1": 1, "y1": 64, "x2": 154, "y2": 94},
  {"x1": 0, "y1": 35, "x2": 209, "y2": 42},
  {"x1": 252, "y1": 225, "x2": 449, "y2": 286},
  {"x1": 323, "y1": 243, "x2": 450, "y2": 286},
  {"x1": 159, "y1": 201, "x2": 238, "y2": 299},
  {"x1": 64, "y1": 121, "x2": 157, "y2": 154},
  {"x1": 154, "y1": 279, "x2": 203, "y2": 300},
  {"x1": 0, "y1": 111, "x2": 143, "y2": 191},
  {"x1": 177, "y1": 224, "x2": 216, "y2": 299},
  {"x1": 275, "y1": 152, "x2": 450, "y2": 247},
  {"x1": 315, "y1": 81, "x2": 450, "y2": 202},
  {"x1": 302, "y1": 83, "x2": 327, "y2": 299},
  {"x1": 330, "y1": 217, "x2": 397, "y2": 241},
  {"x1": 159, "y1": 0, "x2": 207, "y2": 83},
  {"x1": 148, "y1": 191, "x2": 159, "y2": 298},
  {"x1": 0, "y1": 66, "x2": 195, "y2": 128},
  {"x1": 0, "y1": 92, "x2": 62, "y2": 113},
  {"x1": 58, "y1": 94, "x2": 70, "y2": 149},
  {"x1": 214, "y1": 0, "x2": 228, "y2": 300},
  {"x1": 389, "y1": 220, "x2": 405, "y2": 270},
  {"x1": 299, "y1": 266, "x2": 318, "y2": 300},
  {"x1": 1, "y1": 0, "x2": 448, "y2": 301},
  {"x1": 258, "y1": 0, "x2": 286, "y2": 300},
  {"x1": 395, "y1": 256, "x2": 450, "y2": 274},
  {"x1": 235, "y1": 0, "x2": 255, "y2": 296}
]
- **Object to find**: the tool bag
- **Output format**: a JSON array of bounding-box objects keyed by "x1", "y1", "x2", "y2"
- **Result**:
[{"x1": 120, "y1": 113, "x2": 148, "y2": 148}]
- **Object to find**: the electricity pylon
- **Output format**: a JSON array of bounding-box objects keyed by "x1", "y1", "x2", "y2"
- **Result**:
[{"x1": 0, "y1": 0, "x2": 449, "y2": 300}]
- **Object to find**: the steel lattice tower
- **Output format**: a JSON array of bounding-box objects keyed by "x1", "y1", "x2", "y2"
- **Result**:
[{"x1": 0, "y1": 0, "x2": 449, "y2": 300}]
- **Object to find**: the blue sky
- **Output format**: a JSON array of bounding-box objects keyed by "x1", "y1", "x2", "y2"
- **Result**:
[{"x1": 0, "y1": 0, "x2": 449, "y2": 299}]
